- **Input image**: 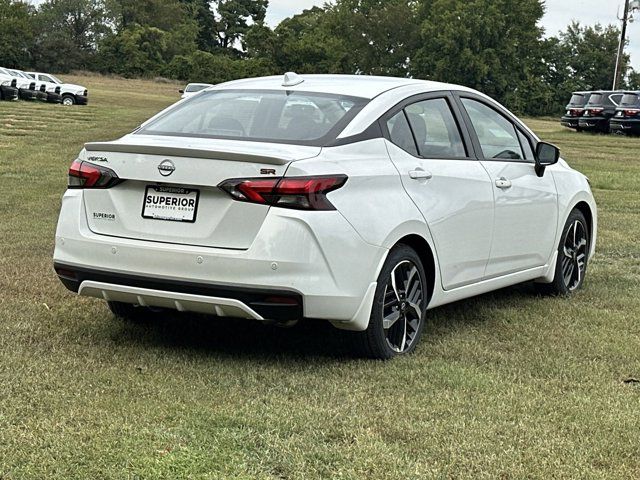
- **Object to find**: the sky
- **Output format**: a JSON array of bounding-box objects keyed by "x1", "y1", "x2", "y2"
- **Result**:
[{"x1": 265, "y1": 0, "x2": 640, "y2": 70}]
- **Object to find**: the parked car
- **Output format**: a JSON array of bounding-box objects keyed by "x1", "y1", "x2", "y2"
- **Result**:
[
  {"x1": 0, "y1": 67, "x2": 38, "y2": 101},
  {"x1": 610, "y1": 91, "x2": 640, "y2": 136},
  {"x1": 27, "y1": 72, "x2": 87, "y2": 105},
  {"x1": 179, "y1": 83, "x2": 213, "y2": 99},
  {"x1": 578, "y1": 90, "x2": 624, "y2": 133},
  {"x1": 53, "y1": 73, "x2": 597, "y2": 359},
  {"x1": 11, "y1": 69, "x2": 62, "y2": 103},
  {"x1": 560, "y1": 91, "x2": 592, "y2": 131},
  {"x1": 0, "y1": 69, "x2": 18, "y2": 101}
]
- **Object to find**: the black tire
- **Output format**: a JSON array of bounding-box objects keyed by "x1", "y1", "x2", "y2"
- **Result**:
[
  {"x1": 353, "y1": 244, "x2": 428, "y2": 359},
  {"x1": 62, "y1": 94, "x2": 75, "y2": 106},
  {"x1": 107, "y1": 301, "x2": 151, "y2": 323},
  {"x1": 536, "y1": 209, "x2": 590, "y2": 296}
]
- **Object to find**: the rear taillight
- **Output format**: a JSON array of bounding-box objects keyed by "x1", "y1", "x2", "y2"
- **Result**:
[
  {"x1": 569, "y1": 108, "x2": 583, "y2": 117},
  {"x1": 68, "y1": 159, "x2": 122, "y2": 189},
  {"x1": 624, "y1": 109, "x2": 640, "y2": 117},
  {"x1": 219, "y1": 175, "x2": 347, "y2": 210},
  {"x1": 586, "y1": 108, "x2": 603, "y2": 116}
]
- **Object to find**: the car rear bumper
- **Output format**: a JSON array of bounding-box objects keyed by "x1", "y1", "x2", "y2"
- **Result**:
[
  {"x1": 610, "y1": 119, "x2": 640, "y2": 134},
  {"x1": 53, "y1": 189, "x2": 386, "y2": 324},
  {"x1": 54, "y1": 263, "x2": 303, "y2": 321},
  {"x1": 560, "y1": 116, "x2": 580, "y2": 128},
  {"x1": 578, "y1": 117, "x2": 609, "y2": 130},
  {"x1": 1, "y1": 86, "x2": 18, "y2": 100}
]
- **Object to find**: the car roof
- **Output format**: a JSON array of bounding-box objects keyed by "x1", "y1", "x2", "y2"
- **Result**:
[{"x1": 212, "y1": 74, "x2": 468, "y2": 99}]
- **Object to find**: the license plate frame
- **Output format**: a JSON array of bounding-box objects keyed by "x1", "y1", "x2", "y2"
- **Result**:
[{"x1": 142, "y1": 185, "x2": 200, "y2": 223}]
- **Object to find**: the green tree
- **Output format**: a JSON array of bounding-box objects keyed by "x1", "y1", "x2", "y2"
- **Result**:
[
  {"x1": 270, "y1": 6, "x2": 350, "y2": 73},
  {"x1": 325, "y1": 0, "x2": 420, "y2": 76},
  {"x1": 559, "y1": 22, "x2": 628, "y2": 90},
  {"x1": 0, "y1": 0, "x2": 36, "y2": 68},
  {"x1": 412, "y1": 0, "x2": 545, "y2": 107},
  {"x1": 33, "y1": 0, "x2": 109, "y2": 71},
  {"x1": 627, "y1": 69, "x2": 640, "y2": 90},
  {"x1": 179, "y1": 0, "x2": 267, "y2": 54}
]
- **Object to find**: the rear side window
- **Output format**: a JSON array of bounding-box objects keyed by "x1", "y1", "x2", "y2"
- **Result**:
[
  {"x1": 387, "y1": 111, "x2": 418, "y2": 156},
  {"x1": 610, "y1": 94, "x2": 623, "y2": 105},
  {"x1": 569, "y1": 94, "x2": 587, "y2": 106},
  {"x1": 587, "y1": 94, "x2": 603, "y2": 106},
  {"x1": 138, "y1": 89, "x2": 368, "y2": 146},
  {"x1": 621, "y1": 94, "x2": 640, "y2": 107},
  {"x1": 405, "y1": 98, "x2": 466, "y2": 158},
  {"x1": 461, "y1": 98, "x2": 524, "y2": 161}
]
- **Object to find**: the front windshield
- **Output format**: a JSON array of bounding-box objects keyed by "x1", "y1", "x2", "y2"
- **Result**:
[
  {"x1": 48, "y1": 74, "x2": 63, "y2": 84},
  {"x1": 9, "y1": 70, "x2": 27, "y2": 78},
  {"x1": 138, "y1": 89, "x2": 368, "y2": 146}
]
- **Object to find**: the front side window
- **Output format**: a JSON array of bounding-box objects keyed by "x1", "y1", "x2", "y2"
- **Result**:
[
  {"x1": 138, "y1": 89, "x2": 368, "y2": 146},
  {"x1": 40, "y1": 74, "x2": 55, "y2": 83},
  {"x1": 405, "y1": 98, "x2": 466, "y2": 158},
  {"x1": 461, "y1": 98, "x2": 524, "y2": 161}
]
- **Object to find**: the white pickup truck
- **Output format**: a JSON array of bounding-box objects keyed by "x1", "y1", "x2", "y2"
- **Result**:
[
  {"x1": 27, "y1": 72, "x2": 88, "y2": 105},
  {"x1": 0, "y1": 69, "x2": 19, "y2": 101},
  {"x1": 0, "y1": 67, "x2": 39, "y2": 101}
]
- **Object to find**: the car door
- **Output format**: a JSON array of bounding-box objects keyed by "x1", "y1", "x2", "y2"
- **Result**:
[
  {"x1": 382, "y1": 93, "x2": 495, "y2": 290},
  {"x1": 455, "y1": 95, "x2": 558, "y2": 278}
]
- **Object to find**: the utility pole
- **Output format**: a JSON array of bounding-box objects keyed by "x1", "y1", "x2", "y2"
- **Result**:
[
  {"x1": 613, "y1": 0, "x2": 630, "y2": 90},
  {"x1": 613, "y1": 0, "x2": 640, "y2": 89}
]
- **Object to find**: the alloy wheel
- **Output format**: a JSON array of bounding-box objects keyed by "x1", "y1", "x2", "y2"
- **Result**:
[
  {"x1": 561, "y1": 219, "x2": 588, "y2": 291},
  {"x1": 381, "y1": 260, "x2": 424, "y2": 353}
]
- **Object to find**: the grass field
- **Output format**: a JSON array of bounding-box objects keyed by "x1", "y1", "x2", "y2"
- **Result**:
[{"x1": 1, "y1": 74, "x2": 639, "y2": 479}]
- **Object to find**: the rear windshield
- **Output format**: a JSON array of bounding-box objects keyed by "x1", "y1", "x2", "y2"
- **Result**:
[
  {"x1": 138, "y1": 89, "x2": 368, "y2": 145},
  {"x1": 568, "y1": 94, "x2": 588, "y2": 106},
  {"x1": 620, "y1": 94, "x2": 640, "y2": 107},
  {"x1": 586, "y1": 93, "x2": 603, "y2": 106}
]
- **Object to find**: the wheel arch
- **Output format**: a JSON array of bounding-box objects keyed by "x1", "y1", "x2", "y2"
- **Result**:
[
  {"x1": 394, "y1": 234, "x2": 436, "y2": 305},
  {"x1": 573, "y1": 200, "x2": 593, "y2": 243}
]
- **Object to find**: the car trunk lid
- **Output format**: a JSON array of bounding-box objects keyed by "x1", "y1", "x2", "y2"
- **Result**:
[{"x1": 81, "y1": 134, "x2": 321, "y2": 249}]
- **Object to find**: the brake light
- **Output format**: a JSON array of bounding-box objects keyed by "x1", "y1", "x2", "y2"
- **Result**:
[
  {"x1": 587, "y1": 108, "x2": 603, "y2": 115},
  {"x1": 68, "y1": 159, "x2": 122, "y2": 189},
  {"x1": 624, "y1": 109, "x2": 640, "y2": 117},
  {"x1": 569, "y1": 108, "x2": 583, "y2": 117},
  {"x1": 219, "y1": 175, "x2": 347, "y2": 210}
]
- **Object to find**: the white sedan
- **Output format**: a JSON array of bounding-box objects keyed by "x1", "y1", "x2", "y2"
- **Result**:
[{"x1": 53, "y1": 73, "x2": 596, "y2": 359}]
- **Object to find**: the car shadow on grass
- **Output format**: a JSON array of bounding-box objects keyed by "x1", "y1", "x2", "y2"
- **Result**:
[{"x1": 106, "y1": 282, "x2": 540, "y2": 361}]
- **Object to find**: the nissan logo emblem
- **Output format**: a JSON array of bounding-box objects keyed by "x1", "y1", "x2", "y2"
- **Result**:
[{"x1": 158, "y1": 159, "x2": 175, "y2": 177}]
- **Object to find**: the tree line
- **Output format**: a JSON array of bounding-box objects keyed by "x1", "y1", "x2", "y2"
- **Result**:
[{"x1": 1, "y1": 0, "x2": 639, "y2": 115}]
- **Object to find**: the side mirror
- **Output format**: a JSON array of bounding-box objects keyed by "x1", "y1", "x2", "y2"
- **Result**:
[
  {"x1": 178, "y1": 89, "x2": 184, "y2": 94},
  {"x1": 535, "y1": 141, "x2": 560, "y2": 177}
]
